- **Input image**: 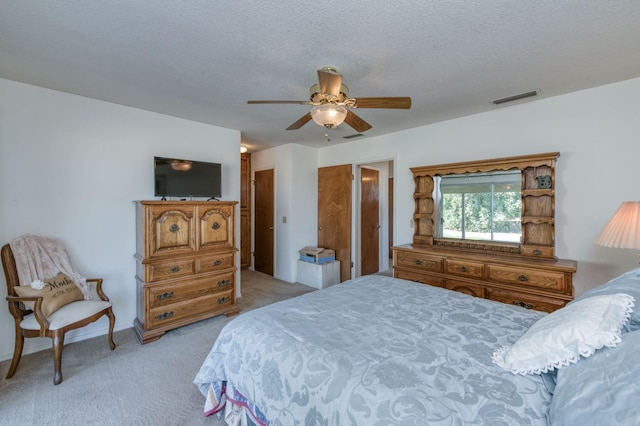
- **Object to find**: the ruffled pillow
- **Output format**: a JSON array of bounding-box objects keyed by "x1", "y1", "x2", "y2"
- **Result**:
[{"x1": 492, "y1": 293, "x2": 634, "y2": 375}]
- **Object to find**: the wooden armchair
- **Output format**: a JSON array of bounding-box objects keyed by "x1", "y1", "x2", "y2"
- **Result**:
[{"x1": 1, "y1": 243, "x2": 116, "y2": 385}]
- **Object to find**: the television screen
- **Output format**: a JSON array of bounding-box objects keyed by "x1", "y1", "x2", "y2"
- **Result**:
[{"x1": 154, "y1": 156, "x2": 222, "y2": 198}]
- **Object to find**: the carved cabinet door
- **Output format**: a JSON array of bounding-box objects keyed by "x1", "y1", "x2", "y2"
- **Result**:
[
  {"x1": 149, "y1": 206, "x2": 196, "y2": 257},
  {"x1": 198, "y1": 205, "x2": 234, "y2": 250}
]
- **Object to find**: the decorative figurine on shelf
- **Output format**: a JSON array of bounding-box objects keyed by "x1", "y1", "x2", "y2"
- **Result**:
[{"x1": 535, "y1": 175, "x2": 552, "y2": 189}]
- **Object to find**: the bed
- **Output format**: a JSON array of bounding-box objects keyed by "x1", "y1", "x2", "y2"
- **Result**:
[{"x1": 194, "y1": 270, "x2": 640, "y2": 425}]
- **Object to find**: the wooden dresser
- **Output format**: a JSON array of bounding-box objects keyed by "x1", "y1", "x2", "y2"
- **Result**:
[
  {"x1": 393, "y1": 245, "x2": 576, "y2": 312},
  {"x1": 133, "y1": 200, "x2": 239, "y2": 344}
]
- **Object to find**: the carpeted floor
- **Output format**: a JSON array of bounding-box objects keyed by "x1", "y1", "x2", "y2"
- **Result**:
[{"x1": 0, "y1": 270, "x2": 315, "y2": 426}]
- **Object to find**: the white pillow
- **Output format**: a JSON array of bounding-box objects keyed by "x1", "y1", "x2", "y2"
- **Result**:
[{"x1": 492, "y1": 293, "x2": 634, "y2": 375}]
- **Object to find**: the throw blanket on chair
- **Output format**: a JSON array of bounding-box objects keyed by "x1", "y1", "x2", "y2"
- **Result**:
[{"x1": 9, "y1": 234, "x2": 91, "y2": 299}]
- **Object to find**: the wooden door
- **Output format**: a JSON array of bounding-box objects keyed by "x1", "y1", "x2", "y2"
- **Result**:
[
  {"x1": 254, "y1": 169, "x2": 274, "y2": 276},
  {"x1": 361, "y1": 167, "x2": 380, "y2": 275},
  {"x1": 318, "y1": 164, "x2": 352, "y2": 282}
]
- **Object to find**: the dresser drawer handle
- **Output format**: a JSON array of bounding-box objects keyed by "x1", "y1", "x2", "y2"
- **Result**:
[
  {"x1": 217, "y1": 279, "x2": 230, "y2": 287},
  {"x1": 518, "y1": 274, "x2": 528, "y2": 282},
  {"x1": 533, "y1": 249, "x2": 542, "y2": 256},
  {"x1": 212, "y1": 221, "x2": 220, "y2": 230},
  {"x1": 170, "y1": 266, "x2": 180, "y2": 273},
  {"x1": 169, "y1": 224, "x2": 180, "y2": 233},
  {"x1": 156, "y1": 311, "x2": 174, "y2": 320},
  {"x1": 459, "y1": 266, "x2": 467, "y2": 272},
  {"x1": 414, "y1": 259, "x2": 422, "y2": 265},
  {"x1": 217, "y1": 296, "x2": 231, "y2": 304},
  {"x1": 156, "y1": 291, "x2": 174, "y2": 300},
  {"x1": 513, "y1": 301, "x2": 534, "y2": 309},
  {"x1": 213, "y1": 259, "x2": 222, "y2": 266}
]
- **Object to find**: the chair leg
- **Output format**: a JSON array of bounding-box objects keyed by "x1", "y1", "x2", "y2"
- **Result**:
[
  {"x1": 6, "y1": 326, "x2": 24, "y2": 379},
  {"x1": 106, "y1": 308, "x2": 116, "y2": 351},
  {"x1": 51, "y1": 330, "x2": 65, "y2": 385}
]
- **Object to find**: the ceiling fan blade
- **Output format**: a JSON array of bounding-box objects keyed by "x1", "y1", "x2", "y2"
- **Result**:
[
  {"x1": 286, "y1": 113, "x2": 312, "y2": 130},
  {"x1": 317, "y1": 68, "x2": 343, "y2": 96},
  {"x1": 344, "y1": 110, "x2": 372, "y2": 132},
  {"x1": 354, "y1": 97, "x2": 412, "y2": 109},
  {"x1": 248, "y1": 100, "x2": 310, "y2": 105}
]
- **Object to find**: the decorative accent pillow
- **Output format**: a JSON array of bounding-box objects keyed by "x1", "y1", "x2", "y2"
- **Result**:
[
  {"x1": 14, "y1": 272, "x2": 85, "y2": 317},
  {"x1": 492, "y1": 293, "x2": 634, "y2": 375}
]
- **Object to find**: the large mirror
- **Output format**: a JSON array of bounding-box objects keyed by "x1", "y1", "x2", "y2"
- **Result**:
[{"x1": 411, "y1": 152, "x2": 559, "y2": 258}]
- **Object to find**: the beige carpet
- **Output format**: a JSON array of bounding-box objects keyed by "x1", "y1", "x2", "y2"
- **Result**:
[{"x1": 0, "y1": 270, "x2": 315, "y2": 426}]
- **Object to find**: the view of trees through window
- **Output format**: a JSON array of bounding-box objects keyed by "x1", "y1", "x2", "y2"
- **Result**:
[{"x1": 437, "y1": 171, "x2": 522, "y2": 243}]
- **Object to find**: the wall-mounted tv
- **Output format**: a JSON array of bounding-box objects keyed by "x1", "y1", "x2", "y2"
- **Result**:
[{"x1": 154, "y1": 156, "x2": 222, "y2": 198}]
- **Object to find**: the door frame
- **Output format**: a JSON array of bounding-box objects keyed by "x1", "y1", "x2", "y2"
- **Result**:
[
  {"x1": 252, "y1": 165, "x2": 277, "y2": 277},
  {"x1": 354, "y1": 159, "x2": 394, "y2": 278}
]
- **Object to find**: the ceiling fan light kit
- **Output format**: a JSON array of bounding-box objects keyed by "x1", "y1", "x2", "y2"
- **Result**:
[
  {"x1": 310, "y1": 105, "x2": 348, "y2": 128},
  {"x1": 248, "y1": 67, "x2": 412, "y2": 133}
]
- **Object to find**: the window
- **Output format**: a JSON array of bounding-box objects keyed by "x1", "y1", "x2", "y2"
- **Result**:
[{"x1": 436, "y1": 170, "x2": 521, "y2": 243}]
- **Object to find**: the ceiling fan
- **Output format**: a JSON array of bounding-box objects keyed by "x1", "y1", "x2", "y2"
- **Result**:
[{"x1": 247, "y1": 67, "x2": 411, "y2": 133}]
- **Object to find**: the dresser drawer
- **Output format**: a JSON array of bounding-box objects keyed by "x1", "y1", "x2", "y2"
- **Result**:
[
  {"x1": 148, "y1": 272, "x2": 234, "y2": 308},
  {"x1": 148, "y1": 289, "x2": 234, "y2": 328},
  {"x1": 147, "y1": 258, "x2": 195, "y2": 282},
  {"x1": 395, "y1": 251, "x2": 443, "y2": 273},
  {"x1": 196, "y1": 252, "x2": 235, "y2": 274},
  {"x1": 521, "y1": 245, "x2": 555, "y2": 258},
  {"x1": 486, "y1": 264, "x2": 566, "y2": 293},
  {"x1": 444, "y1": 279, "x2": 485, "y2": 298},
  {"x1": 486, "y1": 288, "x2": 567, "y2": 313},
  {"x1": 444, "y1": 259, "x2": 484, "y2": 279},
  {"x1": 394, "y1": 269, "x2": 444, "y2": 287}
]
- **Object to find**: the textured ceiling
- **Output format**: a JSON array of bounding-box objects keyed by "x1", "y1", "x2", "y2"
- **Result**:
[{"x1": 1, "y1": 1, "x2": 639, "y2": 152}]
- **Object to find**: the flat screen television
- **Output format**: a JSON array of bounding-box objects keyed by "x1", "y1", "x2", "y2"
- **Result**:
[{"x1": 154, "y1": 156, "x2": 222, "y2": 198}]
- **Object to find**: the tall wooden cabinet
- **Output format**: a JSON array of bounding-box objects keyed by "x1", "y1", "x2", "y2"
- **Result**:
[
  {"x1": 133, "y1": 200, "x2": 239, "y2": 344},
  {"x1": 240, "y1": 153, "x2": 251, "y2": 268}
]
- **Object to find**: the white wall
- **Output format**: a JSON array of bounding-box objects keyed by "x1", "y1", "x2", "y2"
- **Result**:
[
  {"x1": 0, "y1": 78, "x2": 241, "y2": 361},
  {"x1": 251, "y1": 144, "x2": 318, "y2": 282},
  {"x1": 318, "y1": 77, "x2": 640, "y2": 296}
]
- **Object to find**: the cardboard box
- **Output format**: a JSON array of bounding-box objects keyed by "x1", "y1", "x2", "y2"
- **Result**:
[
  {"x1": 297, "y1": 259, "x2": 341, "y2": 289},
  {"x1": 298, "y1": 246, "x2": 336, "y2": 264}
]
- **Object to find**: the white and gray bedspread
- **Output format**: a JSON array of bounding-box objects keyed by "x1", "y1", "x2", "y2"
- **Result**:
[{"x1": 194, "y1": 275, "x2": 553, "y2": 425}]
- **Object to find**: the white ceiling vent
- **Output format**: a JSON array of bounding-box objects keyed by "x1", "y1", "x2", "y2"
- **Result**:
[
  {"x1": 492, "y1": 90, "x2": 539, "y2": 105},
  {"x1": 343, "y1": 133, "x2": 365, "y2": 139}
]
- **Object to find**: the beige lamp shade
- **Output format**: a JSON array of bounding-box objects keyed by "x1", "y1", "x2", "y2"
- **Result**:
[{"x1": 593, "y1": 202, "x2": 640, "y2": 249}]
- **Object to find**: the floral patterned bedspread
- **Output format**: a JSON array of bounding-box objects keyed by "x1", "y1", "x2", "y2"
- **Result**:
[{"x1": 194, "y1": 275, "x2": 552, "y2": 425}]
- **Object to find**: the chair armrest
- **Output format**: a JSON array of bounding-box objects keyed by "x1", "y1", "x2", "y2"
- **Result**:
[
  {"x1": 6, "y1": 294, "x2": 40, "y2": 316},
  {"x1": 7, "y1": 294, "x2": 41, "y2": 303},
  {"x1": 6, "y1": 295, "x2": 50, "y2": 334},
  {"x1": 86, "y1": 278, "x2": 110, "y2": 302}
]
